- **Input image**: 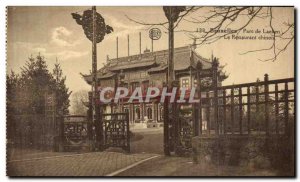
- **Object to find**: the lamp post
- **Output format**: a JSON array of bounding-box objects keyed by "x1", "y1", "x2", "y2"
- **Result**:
[
  {"x1": 72, "y1": 6, "x2": 113, "y2": 150},
  {"x1": 162, "y1": 6, "x2": 186, "y2": 156},
  {"x1": 91, "y1": 6, "x2": 101, "y2": 150}
]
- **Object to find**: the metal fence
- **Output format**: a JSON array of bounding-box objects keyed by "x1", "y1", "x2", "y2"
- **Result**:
[{"x1": 197, "y1": 74, "x2": 295, "y2": 136}]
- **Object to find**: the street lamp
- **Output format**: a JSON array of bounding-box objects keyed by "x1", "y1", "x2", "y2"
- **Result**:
[
  {"x1": 72, "y1": 6, "x2": 113, "y2": 150},
  {"x1": 162, "y1": 6, "x2": 186, "y2": 156}
]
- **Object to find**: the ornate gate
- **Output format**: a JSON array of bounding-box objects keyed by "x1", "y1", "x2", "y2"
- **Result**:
[
  {"x1": 60, "y1": 115, "x2": 91, "y2": 151},
  {"x1": 102, "y1": 113, "x2": 130, "y2": 152}
]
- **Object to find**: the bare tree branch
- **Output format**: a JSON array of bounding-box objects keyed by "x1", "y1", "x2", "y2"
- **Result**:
[{"x1": 125, "y1": 6, "x2": 294, "y2": 62}]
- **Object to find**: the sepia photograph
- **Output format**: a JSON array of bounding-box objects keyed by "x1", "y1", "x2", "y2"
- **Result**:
[{"x1": 6, "y1": 5, "x2": 295, "y2": 177}]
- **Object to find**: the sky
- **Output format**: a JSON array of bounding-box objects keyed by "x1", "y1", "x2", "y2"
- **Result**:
[{"x1": 7, "y1": 6, "x2": 294, "y2": 95}]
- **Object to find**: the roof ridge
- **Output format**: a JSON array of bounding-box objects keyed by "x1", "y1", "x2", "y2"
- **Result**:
[{"x1": 109, "y1": 46, "x2": 190, "y2": 62}]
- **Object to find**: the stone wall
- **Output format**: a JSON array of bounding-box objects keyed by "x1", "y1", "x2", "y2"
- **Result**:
[{"x1": 192, "y1": 134, "x2": 294, "y2": 175}]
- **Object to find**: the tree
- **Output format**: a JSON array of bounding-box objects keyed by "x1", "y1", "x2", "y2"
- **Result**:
[
  {"x1": 53, "y1": 62, "x2": 71, "y2": 115},
  {"x1": 70, "y1": 89, "x2": 89, "y2": 115},
  {"x1": 6, "y1": 71, "x2": 20, "y2": 141},
  {"x1": 6, "y1": 54, "x2": 71, "y2": 147},
  {"x1": 126, "y1": 7, "x2": 294, "y2": 62}
]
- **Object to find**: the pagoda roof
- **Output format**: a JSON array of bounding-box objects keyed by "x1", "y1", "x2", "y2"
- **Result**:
[{"x1": 82, "y1": 46, "x2": 216, "y2": 84}]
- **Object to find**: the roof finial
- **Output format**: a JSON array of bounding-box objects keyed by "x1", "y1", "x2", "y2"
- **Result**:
[{"x1": 211, "y1": 51, "x2": 214, "y2": 61}]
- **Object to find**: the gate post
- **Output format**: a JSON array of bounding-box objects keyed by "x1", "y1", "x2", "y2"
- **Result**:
[
  {"x1": 173, "y1": 80, "x2": 180, "y2": 155},
  {"x1": 193, "y1": 103, "x2": 199, "y2": 136},
  {"x1": 87, "y1": 92, "x2": 94, "y2": 151},
  {"x1": 163, "y1": 82, "x2": 171, "y2": 156},
  {"x1": 194, "y1": 63, "x2": 203, "y2": 136},
  {"x1": 95, "y1": 89, "x2": 104, "y2": 151},
  {"x1": 126, "y1": 112, "x2": 130, "y2": 153}
]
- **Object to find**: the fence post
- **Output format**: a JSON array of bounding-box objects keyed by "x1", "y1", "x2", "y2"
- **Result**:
[
  {"x1": 255, "y1": 83, "x2": 260, "y2": 133},
  {"x1": 264, "y1": 74, "x2": 269, "y2": 136},
  {"x1": 212, "y1": 57, "x2": 219, "y2": 135},
  {"x1": 230, "y1": 88, "x2": 234, "y2": 134},
  {"x1": 238, "y1": 87, "x2": 243, "y2": 134},
  {"x1": 284, "y1": 82, "x2": 289, "y2": 135},
  {"x1": 223, "y1": 89, "x2": 226, "y2": 135},
  {"x1": 275, "y1": 83, "x2": 279, "y2": 134},
  {"x1": 247, "y1": 86, "x2": 251, "y2": 134}
]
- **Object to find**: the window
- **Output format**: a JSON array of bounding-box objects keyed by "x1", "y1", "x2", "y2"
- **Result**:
[
  {"x1": 135, "y1": 107, "x2": 141, "y2": 120},
  {"x1": 181, "y1": 78, "x2": 190, "y2": 88},
  {"x1": 160, "y1": 107, "x2": 164, "y2": 121},
  {"x1": 147, "y1": 107, "x2": 152, "y2": 119},
  {"x1": 124, "y1": 108, "x2": 129, "y2": 113}
]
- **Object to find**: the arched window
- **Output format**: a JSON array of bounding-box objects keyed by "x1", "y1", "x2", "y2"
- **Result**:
[
  {"x1": 147, "y1": 108, "x2": 152, "y2": 119},
  {"x1": 135, "y1": 108, "x2": 140, "y2": 119},
  {"x1": 160, "y1": 107, "x2": 164, "y2": 121}
]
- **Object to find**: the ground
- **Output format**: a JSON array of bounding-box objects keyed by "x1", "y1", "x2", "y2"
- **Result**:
[
  {"x1": 130, "y1": 127, "x2": 164, "y2": 154},
  {"x1": 7, "y1": 150, "x2": 157, "y2": 176},
  {"x1": 116, "y1": 156, "x2": 276, "y2": 176},
  {"x1": 7, "y1": 127, "x2": 277, "y2": 176}
]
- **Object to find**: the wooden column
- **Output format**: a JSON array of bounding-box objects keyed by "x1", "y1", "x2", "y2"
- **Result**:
[
  {"x1": 130, "y1": 103, "x2": 134, "y2": 124},
  {"x1": 207, "y1": 92, "x2": 211, "y2": 135},
  {"x1": 141, "y1": 103, "x2": 144, "y2": 122},
  {"x1": 152, "y1": 101, "x2": 156, "y2": 122},
  {"x1": 198, "y1": 79, "x2": 202, "y2": 135},
  {"x1": 202, "y1": 108, "x2": 206, "y2": 131},
  {"x1": 155, "y1": 103, "x2": 159, "y2": 122}
]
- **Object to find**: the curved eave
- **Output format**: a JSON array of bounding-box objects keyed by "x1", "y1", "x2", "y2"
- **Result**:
[{"x1": 82, "y1": 73, "x2": 116, "y2": 85}]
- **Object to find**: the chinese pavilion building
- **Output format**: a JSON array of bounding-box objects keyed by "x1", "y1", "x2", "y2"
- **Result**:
[{"x1": 82, "y1": 45, "x2": 227, "y2": 127}]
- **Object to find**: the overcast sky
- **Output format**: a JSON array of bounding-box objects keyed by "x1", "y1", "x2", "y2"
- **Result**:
[{"x1": 7, "y1": 6, "x2": 294, "y2": 94}]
